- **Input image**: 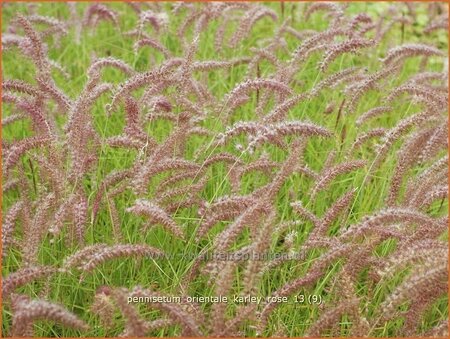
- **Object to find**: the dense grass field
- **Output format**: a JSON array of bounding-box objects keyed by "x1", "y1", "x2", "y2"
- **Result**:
[{"x1": 1, "y1": 2, "x2": 449, "y2": 337}]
